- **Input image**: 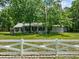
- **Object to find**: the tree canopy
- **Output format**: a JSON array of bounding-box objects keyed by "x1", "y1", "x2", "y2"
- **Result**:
[{"x1": 0, "y1": 0, "x2": 78, "y2": 32}]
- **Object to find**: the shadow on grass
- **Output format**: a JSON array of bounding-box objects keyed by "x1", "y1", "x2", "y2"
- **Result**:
[
  {"x1": 38, "y1": 33, "x2": 71, "y2": 37},
  {"x1": 0, "y1": 32, "x2": 24, "y2": 36},
  {"x1": 38, "y1": 33, "x2": 60, "y2": 36},
  {"x1": 3, "y1": 33, "x2": 36, "y2": 36},
  {"x1": 0, "y1": 32, "x2": 71, "y2": 37}
]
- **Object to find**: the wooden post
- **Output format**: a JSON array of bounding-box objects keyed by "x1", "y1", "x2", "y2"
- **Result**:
[
  {"x1": 20, "y1": 39, "x2": 24, "y2": 56},
  {"x1": 19, "y1": 28, "x2": 22, "y2": 33},
  {"x1": 37, "y1": 26, "x2": 39, "y2": 33},
  {"x1": 55, "y1": 39, "x2": 58, "y2": 59}
]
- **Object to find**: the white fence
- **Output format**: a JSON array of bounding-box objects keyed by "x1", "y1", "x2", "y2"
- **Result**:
[{"x1": 0, "y1": 39, "x2": 79, "y2": 59}]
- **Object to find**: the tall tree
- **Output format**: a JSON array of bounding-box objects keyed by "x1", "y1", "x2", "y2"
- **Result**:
[
  {"x1": 0, "y1": 0, "x2": 72, "y2": 32},
  {"x1": 70, "y1": 0, "x2": 79, "y2": 32}
]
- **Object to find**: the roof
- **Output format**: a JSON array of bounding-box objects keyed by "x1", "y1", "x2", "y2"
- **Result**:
[
  {"x1": 13, "y1": 23, "x2": 43, "y2": 28},
  {"x1": 24, "y1": 23, "x2": 30, "y2": 26},
  {"x1": 52, "y1": 25, "x2": 64, "y2": 27},
  {"x1": 14, "y1": 23, "x2": 23, "y2": 28},
  {"x1": 31, "y1": 23, "x2": 43, "y2": 26}
]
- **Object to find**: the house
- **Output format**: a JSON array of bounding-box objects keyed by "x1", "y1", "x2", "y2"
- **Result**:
[{"x1": 10, "y1": 23, "x2": 64, "y2": 35}]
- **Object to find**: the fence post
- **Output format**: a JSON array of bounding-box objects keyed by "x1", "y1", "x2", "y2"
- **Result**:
[
  {"x1": 20, "y1": 39, "x2": 24, "y2": 56},
  {"x1": 55, "y1": 38, "x2": 59, "y2": 59}
]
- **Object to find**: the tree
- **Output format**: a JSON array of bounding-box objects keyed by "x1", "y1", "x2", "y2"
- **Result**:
[
  {"x1": 0, "y1": 0, "x2": 73, "y2": 32},
  {"x1": 70, "y1": 0, "x2": 79, "y2": 32}
]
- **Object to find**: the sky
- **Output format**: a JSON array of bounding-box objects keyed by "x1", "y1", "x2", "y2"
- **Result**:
[
  {"x1": 0, "y1": 0, "x2": 73, "y2": 10},
  {"x1": 61, "y1": 0, "x2": 73, "y2": 8}
]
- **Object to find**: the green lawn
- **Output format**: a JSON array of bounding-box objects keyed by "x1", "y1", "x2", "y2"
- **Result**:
[
  {"x1": 0, "y1": 32, "x2": 79, "y2": 59},
  {"x1": 0, "y1": 32, "x2": 79, "y2": 39}
]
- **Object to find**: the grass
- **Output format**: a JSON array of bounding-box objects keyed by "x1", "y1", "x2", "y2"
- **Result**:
[
  {"x1": 0, "y1": 32, "x2": 79, "y2": 59},
  {"x1": 0, "y1": 32, "x2": 79, "y2": 39}
]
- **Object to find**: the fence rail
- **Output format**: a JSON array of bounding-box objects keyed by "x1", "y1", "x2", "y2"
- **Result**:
[
  {"x1": 0, "y1": 39, "x2": 79, "y2": 58},
  {"x1": 0, "y1": 39, "x2": 79, "y2": 42}
]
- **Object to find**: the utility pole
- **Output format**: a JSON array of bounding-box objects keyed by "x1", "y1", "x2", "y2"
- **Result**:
[
  {"x1": 44, "y1": 0, "x2": 54, "y2": 39},
  {"x1": 44, "y1": 0, "x2": 48, "y2": 39}
]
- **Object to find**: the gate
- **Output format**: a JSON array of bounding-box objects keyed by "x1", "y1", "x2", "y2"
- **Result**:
[{"x1": 0, "y1": 39, "x2": 79, "y2": 59}]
